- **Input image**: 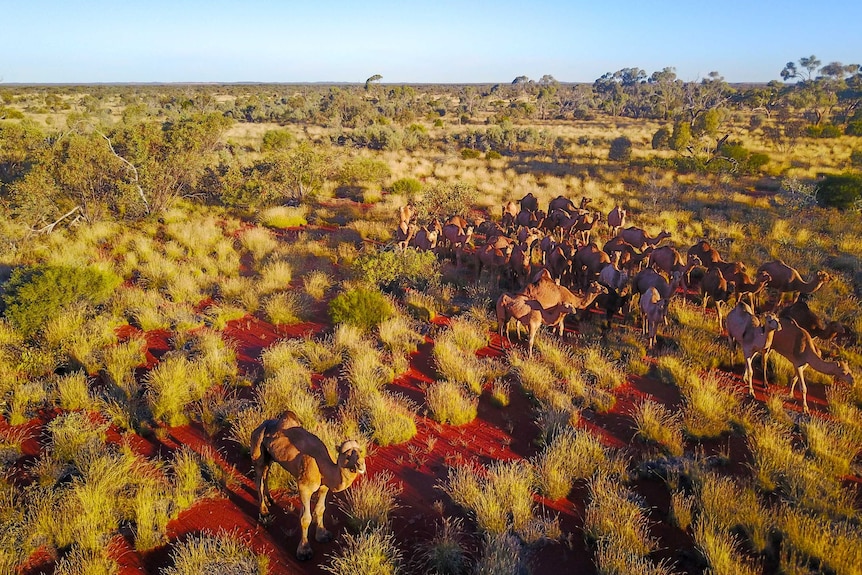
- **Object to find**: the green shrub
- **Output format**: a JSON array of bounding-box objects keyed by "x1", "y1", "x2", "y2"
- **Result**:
[
  {"x1": 353, "y1": 247, "x2": 439, "y2": 292},
  {"x1": 817, "y1": 173, "x2": 862, "y2": 210},
  {"x1": 329, "y1": 287, "x2": 394, "y2": 331},
  {"x1": 486, "y1": 150, "x2": 502, "y2": 160},
  {"x1": 670, "y1": 121, "x2": 692, "y2": 151},
  {"x1": 391, "y1": 177, "x2": 422, "y2": 196},
  {"x1": 2, "y1": 265, "x2": 122, "y2": 334},
  {"x1": 460, "y1": 148, "x2": 481, "y2": 159},
  {"x1": 609, "y1": 136, "x2": 632, "y2": 162},
  {"x1": 850, "y1": 149, "x2": 862, "y2": 168},
  {"x1": 652, "y1": 127, "x2": 670, "y2": 150},
  {"x1": 261, "y1": 129, "x2": 294, "y2": 152}
]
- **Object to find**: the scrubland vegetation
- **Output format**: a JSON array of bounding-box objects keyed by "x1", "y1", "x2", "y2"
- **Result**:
[{"x1": 1, "y1": 58, "x2": 861, "y2": 574}]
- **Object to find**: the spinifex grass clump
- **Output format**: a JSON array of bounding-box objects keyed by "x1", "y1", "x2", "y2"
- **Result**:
[
  {"x1": 444, "y1": 460, "x2": 535, "y2": 537},
  {"x1": 679, "y1": 371, "x2": 743, "y2": 439},
  {"x1": 533, "y1": 428, "x2": 627, "y2": 501},
  {"x1": 163, "y1": 531, "x2": 270, "y2": 575},
  {"x1": 338, "y1": 470, "x2": 402, "y2": 532},
  {"x1": 776, "y1": 504, "x2": 862, "y2": 575},
  {"x1": 378, "y1": 315, "x2": 425, "y2": 355},
  {"x1": 584, "y1": 474, "x2": 658, "y2": 568},
  {"x1": 693, "y1": 518, "x2": 762, "y2": 575},
  {"x1": 323, "y1": 526, "x2": 403, "y2": 575},
  {"x1": 418, "y1": 516, "x2": 469, "y2": 575},
  {"x1": 695, "y1": 472, "x2": 774, "y2": 554},
  {"x1": 329, "y1": 287, "x2": 395, "y2": 332},
  {"x1": 426, "y1": 380, "x2": 479, "y2": 426},
  {"x1": 630, "y1": 399, "x2": 685, "y2": 457}
]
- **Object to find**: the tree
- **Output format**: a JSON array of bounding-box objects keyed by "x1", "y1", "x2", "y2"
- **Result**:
[
  {"x1": 648, "y1": 67, "x2": 683, "y2": 120},
  {"x1": 781, "y1": 55, "x2": 822, "y2": 82},
  {"x1": 365, "y1": 74, "x2": 382, "y2": 91},
  {"x1": 271, "y1": 141, "x2": 333, "y2": 204}
]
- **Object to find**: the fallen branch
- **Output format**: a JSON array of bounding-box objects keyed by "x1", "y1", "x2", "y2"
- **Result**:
[{"x1": 30, "y1": 205, "x2": 82, "y2": 234}]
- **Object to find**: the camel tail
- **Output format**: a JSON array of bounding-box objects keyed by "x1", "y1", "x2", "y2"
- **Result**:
[{"x1": 250, "y1": 423, "x2": 268, "y2": 464}]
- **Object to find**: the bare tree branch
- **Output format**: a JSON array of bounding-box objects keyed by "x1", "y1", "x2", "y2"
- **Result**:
[{"x1": 97, "y1": 131, "x2": 150, "y2": 214}]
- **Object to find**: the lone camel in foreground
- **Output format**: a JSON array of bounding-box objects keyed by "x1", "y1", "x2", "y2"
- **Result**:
[{"x1": 251, "y1": 411, "x2": 366, "y2": 560}]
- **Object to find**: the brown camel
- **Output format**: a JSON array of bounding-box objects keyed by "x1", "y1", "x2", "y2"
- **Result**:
[
  {"x1": 574, "y1": 242, "x2": 611, "y2": 287},
  {"x1": 618, "y1": 226, "x2": 671, "y2": 251},
  {"x1": 726, "y1": 302, "x2": 782, "y2": 397},
  {"x1": 607, "y1": 205, "x2": 627, "y2": 237},
  {"x1": 763, "y1": 317, "x2": 855, "y2": 413},
  {"x1": 598, "y1": 261, "x2": 629, "y2": 292},
  {"x1": 756, "y1": 260, "x2": 830, "y2": 307},
  {"x1": 779, "y1": 298, "x2": 846, "y2": 345},
  {"x1": 648, "y1": 246, "x2": 700, "y2": 293},
  {"x1": 496, "y1": 295, "x2": 575, "y2": 357},
  {"x1": 251, "y1": 411, "x2": 366, "y2": 560},
  {"x1": 475, "y1": 242, "x2": 514, "y2": 285},
  {"x1": 394, "y1": 222, "x2": 417, "y2": 251},
  {"x1": 517, "y1": 270, "x2": 605, "y2": 311},
  {"x1": 687, "y1": 240, "x2": 726, "y2": 269},
  {"x1": 732, "y1": 269, "x2": 771, "y2": 308},
  {"x1": 548, "y1": 194, "x2": 578, "y2": 215},
  {"x1": 508, "y1": 241, "x2": 533, "y2": 289},
  {"x1": 700, "y1": 267, "x2": 735, "y2": 332},
  {"x1": 571, "y1": 211, "x2": 602, "y2": 246},
  {"x1": 519, "y1": 192, "x2": 539, "y2": 212}
]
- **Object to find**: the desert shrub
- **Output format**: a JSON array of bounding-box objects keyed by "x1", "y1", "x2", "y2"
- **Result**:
[
  {"x1": 652, "y1": 127, "x2": 670, "y2": 150},
  {"x1": 329, "y1": 287, "x2": 394, "y2": 331},
  {"x1": 261, "y1": 128, "x2": 294, "y2": 152},
  {"x1": 163, "y1": 531, "x2": 269, "y2": 575},
  {"x1": 2, "y1": 265, "x2": 121, "y2": 334},
  {"x1": 850, "y1": 148, "x2": 862, "y2": 168},
  {"x1": 460, "y1": 148, "x2": 481, "y2": 159},
  {"x1": 338, "y1": 470, "x2": 402, "y2": 532},
  {"x1": 390, "y1": 177, "x2": 422, "y2": 196},
  {"x1": 718, "y1": 142, "x2": 770, "y2": 174},
  {"x1": 426, "y1": 380, "x2": 478, "y2": 426},
  {"x1": 669, "y1": 121, "x2": 692, "y2": 152},
  {"x1": 608, "y1": 136, "x2": 632, "y2": 162},
  {"x1": 816, "y1": 173, "x2": 862, "y2": 210},
  {"x1": 353, "y1": 247, "x2": 439, "y2": 292},
  {"x1": 486, "y1": 150, "x2": 502, "y2": 160},
  {"x1": 414, "y1": 181, "x2": 477, "y2": 220}
]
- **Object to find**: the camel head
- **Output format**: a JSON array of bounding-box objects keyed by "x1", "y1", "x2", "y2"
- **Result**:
[
  {"x1": 764, "y1": 313, "x2": 782, "y2": 332},
  {"x1": 835, "y1": 361, "x2": 854, "y2": 386},
  {"x1": 756, "y1": 270, "x2": 771, "y2": 284},
  {"x1": 816, "y1": 270, "x2": 831, "y2": 283},
  {"x1": 337, "y1": 440, "x2": 366, "y2": 475}
]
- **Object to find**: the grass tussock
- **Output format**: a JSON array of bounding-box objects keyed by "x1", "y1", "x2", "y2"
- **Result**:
[
  {"x1": 630, "y1": 399, "x2": 685, "y2": 457},
  {"x1": 426, "y1": 380, "x2": 479, "y2": 426},
  {"x1": 163, "y1": 531, "x2": 269, "y2": 575},
  {"x1": 418, "y1": 516, "x2": 469, "y2": 575},
  {"x1": 584, "y1": 474, "x2": 656, "y2": 561},
  {"x1": 473, "y1": 532, "x2": 527, "y2": 575},
  {"x1": 679, "y1": 372, "x2": 742, "y2": 439},
  {"x1": 777, "y1": 504, "x2": 862, "y2": 575},
  {"x1": 338, "y1": 470, "x2": 402, "y2": 532},
  {"x1": 693, "y1": 519, "x2": 761, "y2": 575},
  {"x1": 323, "y1": 526, "x2": 402, "y2": 575},
  {"x1": 378, "y1": 315, "x2": 426, "y2": 355},
  {"x1": 444, "y1": 460, "x2": 535, "y2": 536},
  {"x1": 695, "y1": 472, "x2": 774, "y2": 554}
]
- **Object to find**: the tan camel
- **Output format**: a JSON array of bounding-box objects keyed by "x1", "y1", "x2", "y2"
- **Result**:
[
  {"x1": 763, "y1": 317, "x2": 855, "y2": 413},
  {"x1": 648, "y1": 246, "x2": 700, "y2": 292},
  {"x1": 394, "y1": 222, "x2": 417, "y2": 251},
  {"x1": 687, "y1": 240, "x2": 725, "y2": 269},
  {"x1": 732, "y1": 269, "x2": 771, "y2": 308},
  {"x1": 571, "y1": 211, "x2": 602, "y2": 246},
  {"x1": 598, "y1": 261, "x2": 629, "y2": 292},
  {"x1": 726, "y1": 302, "x2": 782, "y2": 397},
  {"x1": 640, "y1": 286, "x2": 668, "y2": 349},
  {"x1": 607, "y1": 205, "x2": 627, "y2": 237},
  {"x1": 397, "y1": 204, "x2": 416, "y2": 228},
  {"x1": 756, "y1": 260, "x2": 830, "y2": 307},
  {"x1": 508, "y1": 242, "x2": 533, "y2": 289},
  {"x1": 517, "y1": 270, "x2": 605, "y2": 311},
  {"x1": 475, "y1": 242, "x2": 514, "y2": 285},
  {"x1": 409, "y1": 225, "x2": 439, "y2": 251},
  {"x1": 251, "y1": 411, "x2": 366, "y2": 560},
  {"x1": 496, "y1": 295, "x2": 575, "y2": 357}
]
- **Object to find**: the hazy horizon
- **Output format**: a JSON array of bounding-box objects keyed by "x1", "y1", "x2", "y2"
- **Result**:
[{"x1": 3, "y1": 0, "x2": 861, "y2": 85}]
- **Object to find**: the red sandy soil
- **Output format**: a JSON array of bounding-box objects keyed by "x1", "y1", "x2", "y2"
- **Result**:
[{"x1": 8, "y1": 227, "x2": 858, "y2": 575}]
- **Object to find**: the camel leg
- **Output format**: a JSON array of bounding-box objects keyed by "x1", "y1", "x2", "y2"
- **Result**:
[
  {"x1": 313, "y1": 485, "x2": 332, "y2": 542},
  {"x1": 296, "y1": 485, "x2": 315, "y2": 561},
  {"x1": 527, "y1": 325, "x2": 536, "y2": 358},
  {"x1": 796, "y1": 368, "x2": 810, "y2": 414},
  {"x1": 744, "y1": 355, "x2": 754, "y2": 396},
  {"x1": 762, "y1": 350, "x2": 770, "y2": 391},
  {"x1": 254, "y1": 460, "x2": 274, "y2": 524}
]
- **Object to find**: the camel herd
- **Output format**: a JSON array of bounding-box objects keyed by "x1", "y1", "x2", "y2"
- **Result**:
[
  {"x1": 248, "y1": 193, "x2": 856, "y2": 561},
  {"x1": 393, "y1": 192, "x2": 856, "y2": 412}
]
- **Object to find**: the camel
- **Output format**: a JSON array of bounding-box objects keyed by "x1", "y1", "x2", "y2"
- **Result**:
[
  {"x1": 545, "y1": 243, "x2": 574, "y2": 283},
  {"x1": 633, "y1": 267, "x2": 682, "y2": 301},
  {"x1": 439, "y1": 223, "x2": 473, "y2": 267},
  {"x1": 756, "y1": 260, "x2": 830, "y2": 307},
  {"x1": 519, "y1": 192, "x2": 539, "y2": 212},
  {"x1": 251, "y1": 411, "x2": 366, "y2": 560},
  {"x1": 517, "y1": 269, "x2": 605, "y2": 312},
  {"x1": 607, "y1": 205, "x2": 627, "y2": 237},
  {"x1": 548, "y1": 194, "x2": 578, "y2": 215},
  {"x1": 585, "y1": 285, "x2": 632, "y2": 331},
  {"x1": 648, "y1": 246, "x2": 701, "y2": 294},
  {"x1": 779, "y1": 298, "x2": 847, "y2": 346},
  {"x1": 603, "y1": 237, "x2": 654, "y2": 275},
  {"x1": 700, "y1": 267, "x2": 735, "y2": 332},
  {"x1": 640, "y1": 286, "x2": 668, "y2": 349},
  {"x1": 597, "y1": 261, "x2": 629, "y2": 292},
  {"x1": 571, "y1": 211, "x2": 602, "y2": 246},
  {"x1": 539, "y1": 234, "x2": 558, "y2": 265},
  {"x1": 726, "y1": 302, "x2": 782, "y2": 397},
  {"x1": 496, "y1": 295, "x2": 575, "y2": 357},
  {"x1": 394, "y1": 222, "x2": 417, "y2": 251},
  {"x1": 573, "y1": 242, "x2": 611, "y2": 287},
  {"x1": 618, "y1": 227, "x2": 671, "y2": 251},
  {"x1": 508, "y1": 242, "x2": 533, "y2": 289},
  {"x1": 475, "y1": 242, "x2": 514, "y2": 286},
  {"x1": 687, "y1": 240, "x2": 726, "y2": 270},
  {"x1": 397, "y1": 204, "x2": 416, "y2": 228},
  {"x1": 516, "y1": 209, "x2": 545, "y2": 230},
  {"x1": 732, "y1": 269, "x2": 771, "y2": 308},
  {"x1": 763, "y1": 317, "x2": 855, "y2": 413},
  {"x1": 409, "y1": 225, "x2": 439, "y2": 251}
]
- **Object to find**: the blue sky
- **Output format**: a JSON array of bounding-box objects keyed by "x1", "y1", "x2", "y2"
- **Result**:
[{"x1": 3, "y1": 0, "x2": 861, "y2": 84}]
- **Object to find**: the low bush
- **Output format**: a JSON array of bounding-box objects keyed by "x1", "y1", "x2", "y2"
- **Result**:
[
  {"x1": 390, "y1": 177, "x2": 422, "y2": 196},
  {"x1": 426, "y1": 380, "x2": 478, "y2": 426},
  {"x1": 353, "y1": 247, "x2": 439, "y2": 293},
  {"x1": 329, "y1": 287, "x2": 394, "y2": 331},
  {"x1": 608, "y1": 136, "x2": 633, "y2": 162},
  {"x1": 816, "y1": 173, "x2": 862, "y2": 210},
  {"x1": 2, "y1": 265, "x2": 122, "y2": 335}
]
